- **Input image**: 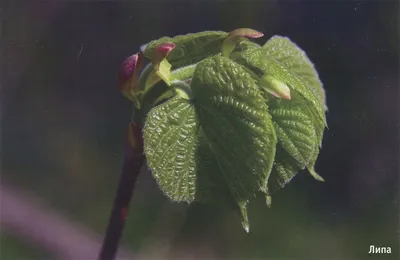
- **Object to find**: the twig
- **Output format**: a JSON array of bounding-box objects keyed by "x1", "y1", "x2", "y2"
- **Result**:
[{"x1": 98, "y1": 121, "x2": 145, "y2": 260}]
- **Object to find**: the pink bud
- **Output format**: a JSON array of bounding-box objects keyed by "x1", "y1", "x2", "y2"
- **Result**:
[
  {"x1": 155, "y1": 42, "x2": 176, "y2": 57},
  {"x1": 260, "y1": 75, "x2": 291, "y2": 100},
  {"x1": 118, "y1": 53, "x2": 144, "y2": 104},
  {"x1": 152, "y1": 42, "x2": 175, "y2": 71},
  {"x1": 118, "y1": 52, "x2": 143, "y2": 88},
  {"x1": 222, "y1": 28, "x2": 264, "y2": 57},
  {"x1": 228, "y1": 28, "x2": 264, "y2": 39},
  {"x1": 151, "y1": 43, "x2": 176, "y2": 85}
]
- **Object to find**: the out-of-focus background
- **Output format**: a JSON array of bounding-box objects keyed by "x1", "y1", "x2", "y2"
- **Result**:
[{"x1": 1, "y1": 0, "x2": 399, "y2": 259}]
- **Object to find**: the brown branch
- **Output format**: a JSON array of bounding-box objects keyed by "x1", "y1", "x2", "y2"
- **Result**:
[{"x1": 98, "y1": 121, "x2": 145, "y2": 260}]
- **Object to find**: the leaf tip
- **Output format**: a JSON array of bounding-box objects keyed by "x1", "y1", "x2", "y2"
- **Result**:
[
  {"x1": 308, "y1": 167, "x2": 325, "y2": 182},
  {"x1": 238, "y1": 201, "x2": 250, "y2": 233},
  {"x1": 243, "y1": 224, "x2": 250, "y2": 233},
  {"x1": 281, "y1": 89, "x2": 291, "y2": 100},
  {"x1": 266, "y1": 194, "x2": 272, "y2": 208}
]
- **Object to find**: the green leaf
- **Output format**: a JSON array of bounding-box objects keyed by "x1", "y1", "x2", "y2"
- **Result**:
[
  {"x1": 232, "y1": 40, "x2": 327, "y2": 188},
  {"x1": 305, "y1": 132, "x2": 325, "y2": 182},
  {"x1": 141, "y1": 32, "x2": 329, "y2": 232},
  {"x1": 143, "y1": 97, "x2": 197, "y2": 202},
  {"x1": 268, "y1": 91, "x2": 318, "y2": 189},
  {"x1": 194, "y1": 126, "x2": 234, "y2": 204},
  {"x1": 232, "y1": 43, "x2": 327, "y2": 182},
  {"x1": 262, "y1": 36, "x2": 327, "y2": 179},
  {"x1": 268, "y1": 146, "x2": 299, "y2": 189},
  {"x1": 270, "y1": 91, "x2": 317, "y2": 168},
  {"x1": 143, "y1": 97, "x2": 231, "y2": 203},
  {"x1": 232, "y1": 46, "x2": 326, "y2": 127},
  {"x1": 142, "y1": 31, "x2": 228, "y2": 68},
  {"x1": 191, "y1": 55, "x2": 277, "y2": 202},
  {"x1": 144, "y1": 55, "x2": 278, "y2": 231},
  {"x1": 263, "y1": 36, "x2": 327, "y2": 111}
]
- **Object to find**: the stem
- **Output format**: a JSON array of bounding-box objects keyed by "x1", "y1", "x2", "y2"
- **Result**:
[
  {"x1": 171, "y1": 80, "x2": 193, "y2": 100},
  {"x1": 98, "y1": 121, "x2": 144, "y2": 260}
]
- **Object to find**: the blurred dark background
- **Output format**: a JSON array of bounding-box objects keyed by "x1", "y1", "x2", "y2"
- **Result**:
[{"x1": 1, "y1": 0, "x2": 399, "y2": 259}]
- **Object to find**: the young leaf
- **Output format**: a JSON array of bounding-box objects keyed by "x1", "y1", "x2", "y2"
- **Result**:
[
  {"x1": 142, "y1": 31, "x2": 228, "y2": 68},
  {"x1": 232, "y1": 42, "x2": 327, "y2": 188},
  {"x1": 191, "y1": 55, "x2": 277, "y2": 201},
  {"x1": 268, "y1": 146, "x2": 299, "y2": 189},
  {"x1": 143, "y1": 97, "x2": 232, "y2": 203},
  {"x1": 139, "y1": 31, "x2": 329, "y2": 233},
  {"x1": 305, "y1": 130, "x2": 325, "y2": 182},
  {"x1": 143, "y1": 97, "x2": 198, "y2": 202},
  {"x1": 262, "y1": 36, "x2": 327, "y2": 180},
  {"x1": 268, "y1": 91, "x2": 319, "y2": 190},
  {"x1": 263, "y1": 36, "x2": 327, "y2": 111},
  {"x1": 270, "y1": 91, "x2": 317, "y2": 169},
  {"x1": 144, "y1": 54, "x2": 278, "y2": 231},
  {"x1": 235, "y1": 47, "x2": 326, "y2": 126}
]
